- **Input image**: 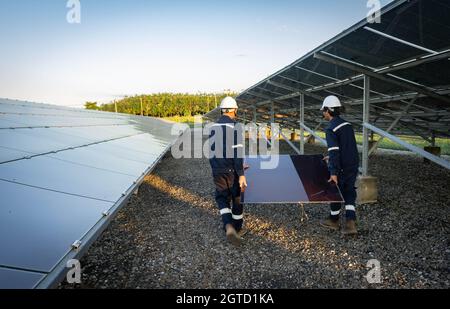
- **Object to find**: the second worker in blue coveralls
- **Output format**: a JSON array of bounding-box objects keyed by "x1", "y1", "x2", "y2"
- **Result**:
[
  {"x1": 320, "y1": 96, "x2": 359, "y2": 236},
  {"x1": 209, "y1": 97, "x2": 248, "y2": 246}
]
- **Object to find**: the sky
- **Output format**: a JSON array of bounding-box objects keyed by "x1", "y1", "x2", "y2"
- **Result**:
[{"x1": 0, "y1": 0, "x2": 393, "y2": 107}]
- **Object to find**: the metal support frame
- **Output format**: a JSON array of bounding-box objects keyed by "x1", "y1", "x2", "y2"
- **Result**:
[
  {"x1": 317, "y1": 50, "x2": 432, "y2": 88},
  {"x1": 295, "y1": 58, "x2": 450, "y2": 111},
  {"x1": 314, "y1": 51, "x2": 450, "y2": 105},
  {"x1": 267, "y1": 80, "x2": 323, "y2": 101},
  {"x1": 363, "y1": 26, "x2": 438, "y2": 55},
  {"x1": 257, "y1": 49, "x2": 450, "y2": 106},
  {"x1": 303, "y1": 98, "x2": 449, "y2": 139},
  {"x1": 255, "y1": 92, "x2": 300, "y2": 107},
  {"x1": 369, "y1": 99, "x2": 416, "y2": 155},
  {"x1": 248, "y1": 90, "x2": 293, "y2": 108},
  {"x1": 299, "y1": 94, "x2": 305, "y2": 154},
  {"x1": 274, "y1": 115, "x2": 323, "y2": 136},
  {"x1": 280, "y1": 131, "x2": 302, "y2": 155},
  {"x1": 299, "y1": 123, "x2": 327, "y2": 147},
  {"x1": 365, "y1": 123, "x2": 450, "y2": 170},
  {"x1": 241, "y1": 91, "x2": 450, "y2": 141},
  {"x1": 262, "y1": 129, "x2": 272, "y2": 148},
  {"x1": 362, "y1": 75, "x2": 371, "y2": 176},
  {"x1": 278, "y1": 74, "x2": 357, "y2": 103},
  {"x1": 342, "y1": 88, "x2": 450, "y2": 108},
  {"x1": 234, "y1": 0, "x2": 450, "y2": 175},
  {"x1": 250, "y1": 87, "x2": 286, "y2": 100},
  {"x1": 235, "y1": 0, "x2": 412, "y2": 103},
  {"x1": 242, "y1": 96, "x2": 450, "y2": 141},
  {"x1": 270, "y1": 102, "x2": 275, "y2": 124}
]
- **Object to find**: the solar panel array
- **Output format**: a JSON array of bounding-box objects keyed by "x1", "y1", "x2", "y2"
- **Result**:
[
  {"x1": 235, "y1": 0, "x2": 450, "y2": 141},
  {"x1": 0, "y1": 98, "x2": 178, "y2": 288}
]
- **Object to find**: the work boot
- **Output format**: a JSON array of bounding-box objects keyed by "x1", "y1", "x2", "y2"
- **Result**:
[
  {"x1": 226, "y1": 224, "x2": 242, "y2": 246},
  {"x1": 342, "y1": 220, "x2": 358, "y2": 236},
  {"x1": 237, "y1": 228, "x2": 249, "y2": 238},
  {"x1": 320, "y1": 217, "x2": 340, "y2": 231}
]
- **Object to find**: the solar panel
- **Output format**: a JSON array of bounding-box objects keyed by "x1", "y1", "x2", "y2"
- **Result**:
[
  {"x1": 0, "y1": 113, "x2": 131, "y2": 128},
  {"x1": 0, "y1": 156, "x2": 139, "y2": 202},
  {"x1": 236, "y1": 0, "x2": 450, "y2": 140},
  {"x1": 0, "y1": 126, "x2": 147, "y2": 160},
  {"x1": 0, "y1": 100, "x2": 179, "y2": 288},
  {"x1": 81, "y1": 140, "x2": 161, "y2": 164},
  {"x1": 242, "y1": 155, "x2": 343, "y2": 204},
  {"x1": 0, "y1": 180, "x2": 112, "y2": 272},
  {"x1": 0, "y1": 268, "x2": 45, "y2": 289},
  {"x1": 47, "y1": 148, "x2": 150, "y2": 177}
]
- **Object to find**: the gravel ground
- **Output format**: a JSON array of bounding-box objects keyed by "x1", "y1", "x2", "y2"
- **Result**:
[{"x1": 62, "y1": 137, "x2": 449, "y2": 289}]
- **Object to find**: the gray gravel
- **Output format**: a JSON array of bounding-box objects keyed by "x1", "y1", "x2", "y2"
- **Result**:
[{"x1": 62, "y1": 138, "x2": 449, "y2": 289}]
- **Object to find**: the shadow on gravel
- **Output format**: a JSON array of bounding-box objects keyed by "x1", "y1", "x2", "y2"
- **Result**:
[
  {"x1": 65, "y1": 138, "x2": 449, "y2": 289},
  {"x1": 139, "y1": 171, "x2": 369, "y2": 289}
]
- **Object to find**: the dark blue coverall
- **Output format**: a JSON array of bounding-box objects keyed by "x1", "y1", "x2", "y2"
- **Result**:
[
  {"x1": 209, "y1": 115, "x2": 245, "y2": 231},
  {"x1": 326, "y1": 116, "x2": 360, "y2": 221}
]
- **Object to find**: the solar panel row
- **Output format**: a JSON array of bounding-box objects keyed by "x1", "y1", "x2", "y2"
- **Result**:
[
  {"x1": 235, "y1": 0, "x2": 450, "y2": 140},
  {"x1": 0, "y1": 99, "x2": 179, "y2": 288}
]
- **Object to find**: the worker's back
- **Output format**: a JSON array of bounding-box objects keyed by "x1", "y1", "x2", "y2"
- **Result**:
[
  {"x1": 326, "y1": 116, "x2": 359, "y2": 172},
  {"x1": 208, "y1": 115, "x2": 244, "y2": 176}
]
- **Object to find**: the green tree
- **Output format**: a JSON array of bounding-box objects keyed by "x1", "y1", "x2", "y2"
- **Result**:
[
  {"x1": 90, "y1": 92, "x2": 237, "y2": 118},
  {"x1": 85, "y1": 102, "x2": 99, "y2": 110}
]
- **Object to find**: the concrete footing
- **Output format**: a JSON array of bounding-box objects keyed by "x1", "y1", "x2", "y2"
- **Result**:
[
  {"x1": 357, "y1": 176, "x2": 378, "y2": 204},
  {"x1": 424, "y1": 146, "x2": 441, "y2": 164}
]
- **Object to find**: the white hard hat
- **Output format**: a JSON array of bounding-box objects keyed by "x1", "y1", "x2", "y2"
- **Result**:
[
  {"x1": 220, "y1": 97, "x2": 239, "y2": 110},
  {"x1": 321, "y1": 95, "x2": 342, "y2": 111}
]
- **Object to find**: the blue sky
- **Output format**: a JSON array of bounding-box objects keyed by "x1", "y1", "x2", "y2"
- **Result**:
[{"x1": 0, "y1": 0, "x2": 393, "y2": 107}]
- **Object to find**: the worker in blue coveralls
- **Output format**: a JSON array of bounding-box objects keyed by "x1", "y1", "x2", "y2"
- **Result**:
[
  {"x1": 320, "y1": 96, "x2": 359, "y2": 236},
  {"x1": 209, "y1": 97, "x2": 248, "y2": 246}
]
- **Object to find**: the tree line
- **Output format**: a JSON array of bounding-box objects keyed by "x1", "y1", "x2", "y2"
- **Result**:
[{"x1": 85, "y1": 93, "x2": 237, "y2": 117}]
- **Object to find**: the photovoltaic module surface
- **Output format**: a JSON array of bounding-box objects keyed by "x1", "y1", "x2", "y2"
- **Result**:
[
  {"x1": 0, "y1": 99, "x2": 178, "y2": 288},
  {"x1": 242, "y1": 155, "x2": 344, "y2": 204}
]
